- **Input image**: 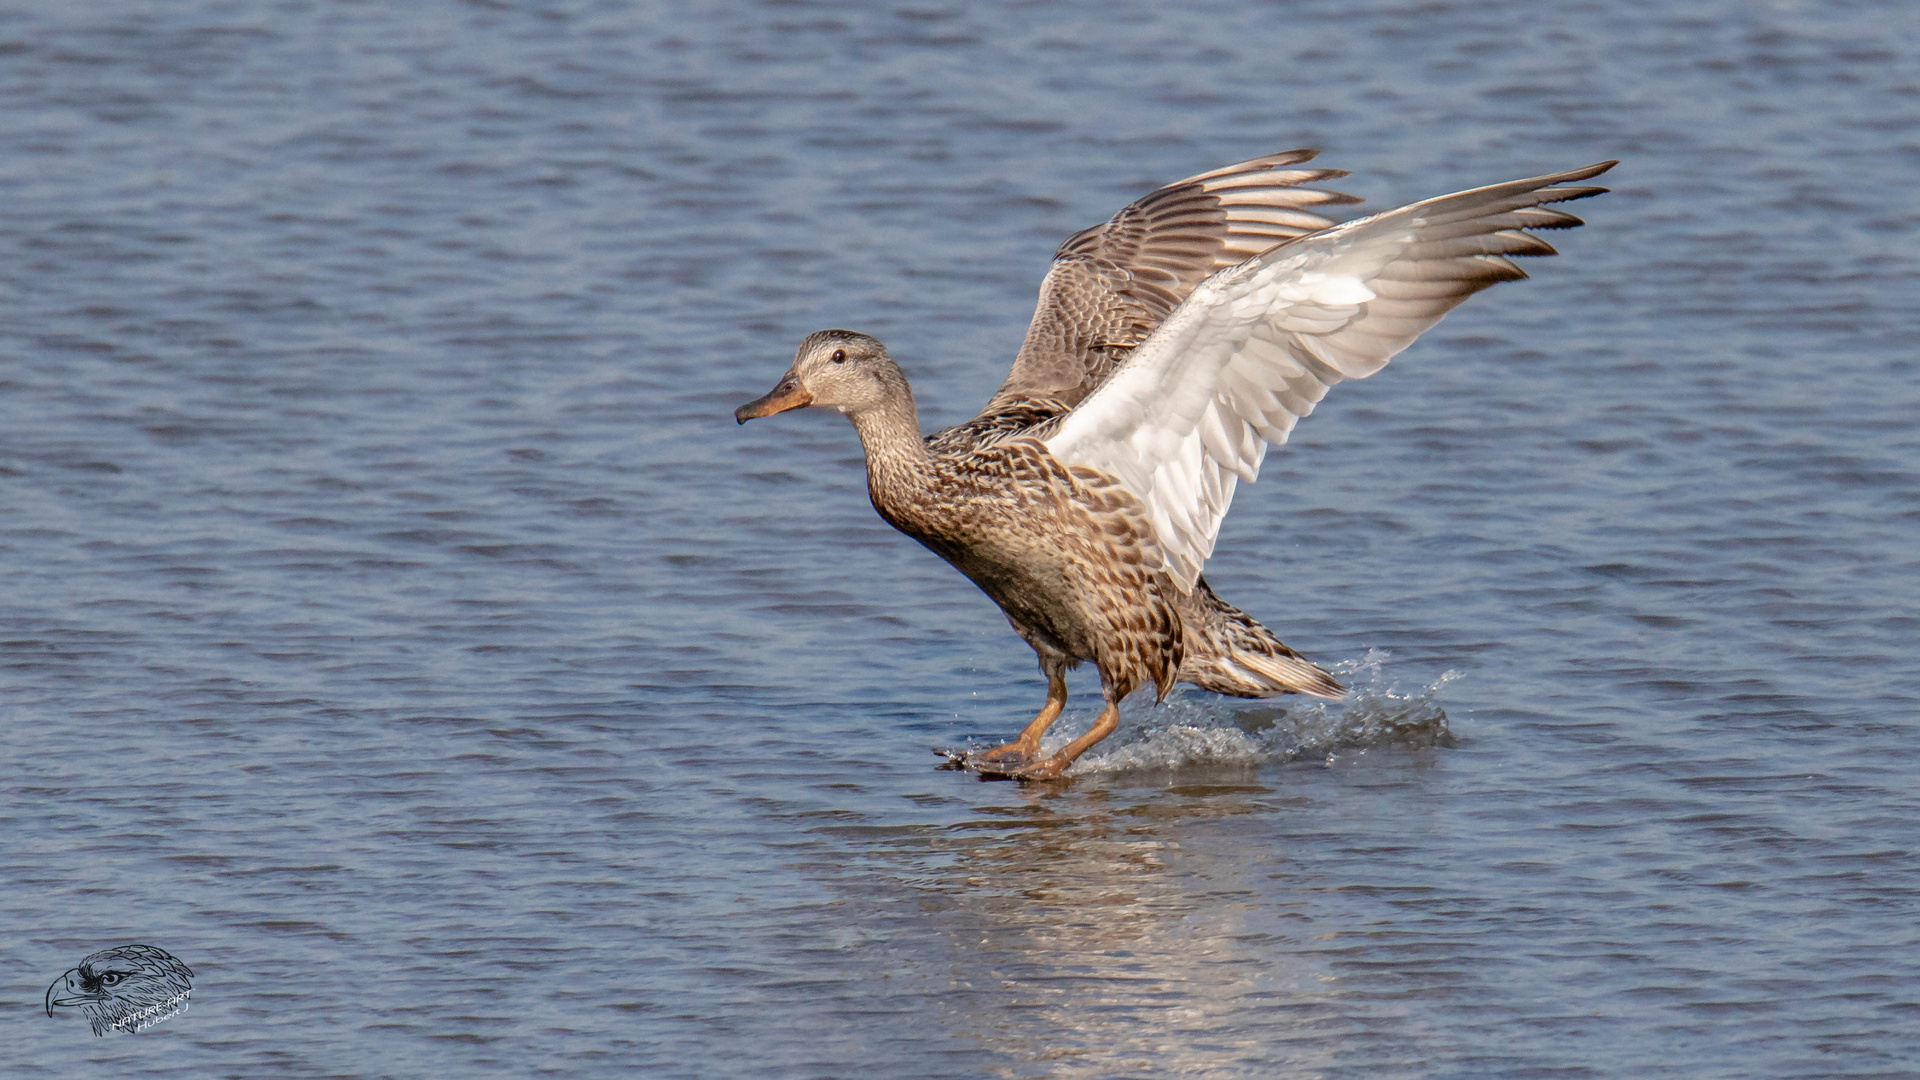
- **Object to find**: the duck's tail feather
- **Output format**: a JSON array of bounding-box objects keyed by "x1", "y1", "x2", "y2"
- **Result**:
[{"x1": 1174, "y1": 576, "x2": 1345, "y2": 699}]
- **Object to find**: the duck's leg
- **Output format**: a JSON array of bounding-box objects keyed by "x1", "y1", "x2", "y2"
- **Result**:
[
  {"x1": 1008, "y1": 700, "x2": 1121, "y2": 781},
  {"x1": 972, "y1": 658, "x2": 1068, "y2": 766}
]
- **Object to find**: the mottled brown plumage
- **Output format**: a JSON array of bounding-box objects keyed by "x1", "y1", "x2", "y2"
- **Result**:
[{"x1": 736, "y1": 151, "x2": 1612, "y2": 779}]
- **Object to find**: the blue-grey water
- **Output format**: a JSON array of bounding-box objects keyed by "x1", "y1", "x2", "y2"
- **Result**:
[{"x1": 4, "y1": 1, "x2": 1916, "y2": 1076}]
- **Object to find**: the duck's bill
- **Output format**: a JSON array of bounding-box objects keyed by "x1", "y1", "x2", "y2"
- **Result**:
[{"x1": 734, "y1": 379, "x2": 812, "y2": 423}]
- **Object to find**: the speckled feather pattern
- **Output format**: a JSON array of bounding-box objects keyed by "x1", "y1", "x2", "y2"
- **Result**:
[
  {"x1": 869, "y1": 433, "x2": 1183, "y2": 703},
  {"x1": 990, "y1": 150, "x2": 1358, "y2": 412}
]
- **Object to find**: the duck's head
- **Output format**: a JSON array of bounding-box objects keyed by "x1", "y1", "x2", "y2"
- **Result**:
[{"x1": 735, "y1": 330, "x2": 905, "y2": 423}]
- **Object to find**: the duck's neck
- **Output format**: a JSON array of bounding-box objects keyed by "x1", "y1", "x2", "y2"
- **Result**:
[{"x1": 847, "y1": 392, "x2": 932, "y2": 512}]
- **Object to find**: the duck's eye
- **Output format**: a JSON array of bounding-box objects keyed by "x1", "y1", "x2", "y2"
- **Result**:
[
  {"x1": 101, "y1": 973, "x2": 124, "y2": 986},
  {"x1": 830, "y1": 349, "x2": 846, "y2": 364}
]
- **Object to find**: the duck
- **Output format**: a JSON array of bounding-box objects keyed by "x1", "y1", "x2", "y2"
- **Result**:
[{"x1": 736, "y1": 150, "x2": 1612, "y2": 780}]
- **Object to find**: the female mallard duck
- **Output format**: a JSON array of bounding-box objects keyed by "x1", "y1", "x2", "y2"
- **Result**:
[{"x1": 737, "y1": 150, "x2": 1612, "y2": 780}]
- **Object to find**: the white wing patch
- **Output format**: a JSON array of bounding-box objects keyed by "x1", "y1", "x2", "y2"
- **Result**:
[{"x1": 1043, "y1": 163, "x2": 1613, "y2": 591}]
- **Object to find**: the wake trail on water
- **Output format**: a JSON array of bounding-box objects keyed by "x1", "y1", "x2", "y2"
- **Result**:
[{"x1": 1029, "y1": 650, "x2": 1459, "y2": 777}]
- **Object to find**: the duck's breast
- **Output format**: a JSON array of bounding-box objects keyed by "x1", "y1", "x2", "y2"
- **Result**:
[{"x1": 877, "y1": 440, "x2": 1168, "y2": 663}]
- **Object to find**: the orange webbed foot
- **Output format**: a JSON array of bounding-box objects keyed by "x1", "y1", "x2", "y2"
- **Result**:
[
  {"x1": 965, "y1": 748, "x2": 1072, "y2": 782},
  {"x1": 961, "y1": 742, "x2": 1036, "y2": 778},
  {"x1": 1005, "y1": 756, "x2": 1070, "y2": 781},
  {"x1": 971, "y1": 739, "x2": 1038, "y2": 764}
]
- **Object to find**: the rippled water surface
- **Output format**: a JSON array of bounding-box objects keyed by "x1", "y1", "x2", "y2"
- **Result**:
[{"x1": 5, "y1": 1, "x2": 1917, "y2": 1076}]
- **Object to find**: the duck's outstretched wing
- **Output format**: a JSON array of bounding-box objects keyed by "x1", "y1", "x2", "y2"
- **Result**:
[
  {"x1": 1043, "y1": 161, "x2": 1616, "y2": 591},
  {"x1": 987, "y1": 150, "x2": 1361, "y2": 413}
]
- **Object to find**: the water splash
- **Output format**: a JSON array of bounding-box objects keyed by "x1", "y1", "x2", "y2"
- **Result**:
[{"x1": 1042, "y1": 650, "x2": 1459, "y2": 777}]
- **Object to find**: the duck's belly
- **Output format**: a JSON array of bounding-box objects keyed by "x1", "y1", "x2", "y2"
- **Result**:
[{"x1": 910, "y1": 521, "x2": 1109, "y2": 661}]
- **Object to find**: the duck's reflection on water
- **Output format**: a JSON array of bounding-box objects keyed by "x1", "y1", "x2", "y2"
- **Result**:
[{"x1": 798, "y1": 774, "x2": 1358, "y2": 1077}]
